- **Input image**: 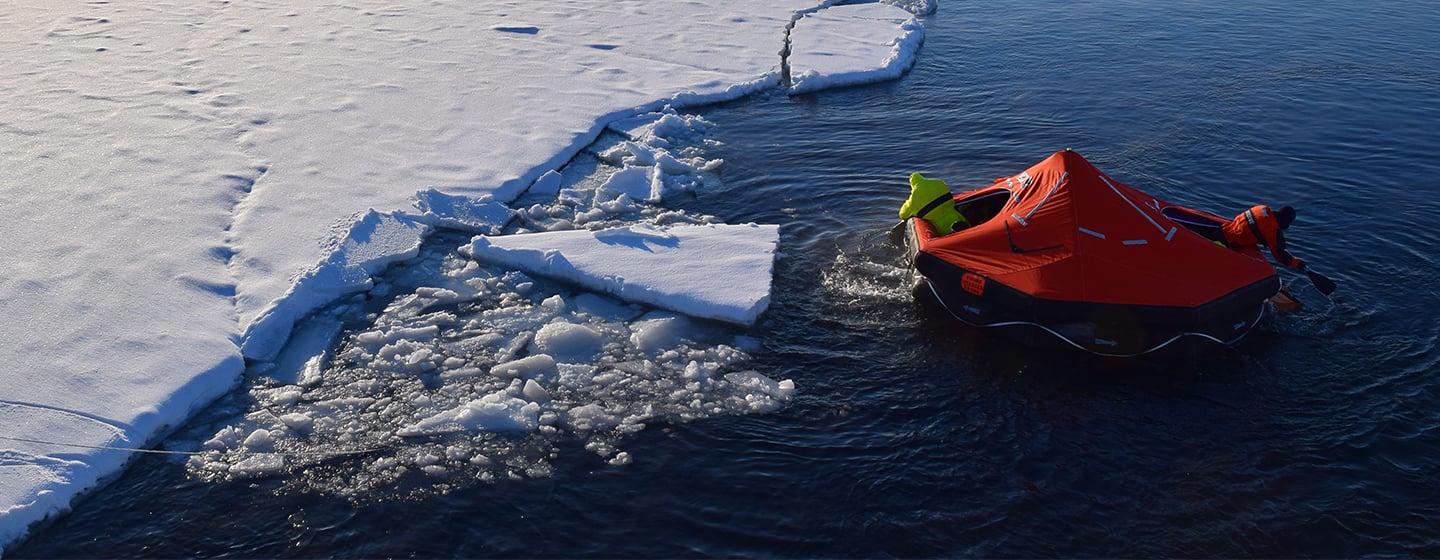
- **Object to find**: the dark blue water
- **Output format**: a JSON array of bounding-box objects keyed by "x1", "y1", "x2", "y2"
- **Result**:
[{"x1": 17, "y1": 1, "x2": 1440, "y2": 557}]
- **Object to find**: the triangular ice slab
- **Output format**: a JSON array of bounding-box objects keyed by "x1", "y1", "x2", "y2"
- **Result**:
[{"x1": 461, "y1": 223, "x2": 779, "y2": 326}]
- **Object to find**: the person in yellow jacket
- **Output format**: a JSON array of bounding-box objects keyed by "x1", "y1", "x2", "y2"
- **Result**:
[{"x1": 899, "y1": 172, "x2": 968, "y2": 234}]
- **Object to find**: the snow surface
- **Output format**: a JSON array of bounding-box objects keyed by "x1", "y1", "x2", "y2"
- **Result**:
[{"x1": 0, "y1": 0, "x2": 926, "y2": 551}]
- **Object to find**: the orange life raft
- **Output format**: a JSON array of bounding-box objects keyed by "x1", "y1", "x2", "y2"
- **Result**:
[{"x1": 902, "y1": 150, "x2": 1281, "y2": 356}]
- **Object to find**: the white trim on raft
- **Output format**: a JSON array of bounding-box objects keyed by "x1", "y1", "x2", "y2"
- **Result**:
[
  {"x1": 1022, "y1": 172, "x2": 1068, "y2": 223},
  {"x1": 1099, "y1": 174, "x2": 1173, "y2": 239}
]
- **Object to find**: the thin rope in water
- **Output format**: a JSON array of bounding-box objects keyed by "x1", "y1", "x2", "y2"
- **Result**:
[{"x1": 0, "y1": 434, "x2": 384, "y2": 458}]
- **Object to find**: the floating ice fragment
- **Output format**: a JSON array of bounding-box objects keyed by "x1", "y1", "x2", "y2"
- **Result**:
[
  {"x1": 532, "y1": 322, "x2": 605, "y2": 361},
  {"x1": 630, "y1": 313, "x2": 692, "y2": 355},
  {"x1": 650, "y1": 113, "x2": 701, "y2": 140},
  {"x1": 723, "y1": 371, "x2": 797, "y2": 408},
  {"x1": 462, "y1": 223, "x2": 778, "y2": 326},
  {"x1": 598, "y1": 166, "x2": 662, "y2": 203},
  {"x1": 572, "y1": 292, "x2": 643, "y2": 322},
  {"x1": 788, "y1": 3, "x2": 924, "y2": 94},
  {"x1": 528, "y1": 170, "x2": 564, "y2": 198},
  {"x1": 229, "y1": 454, "x2": 285, "y2": 476},
  {"x1": 242, "y1": 429, "x2": 275, "y2": 451},
  {"x1": 883, "y1": 0, "x2": 937, "y2": 15},
  {"x1": 566, "y1": 403, "x2": 620, "y2": 431},
  {"x1": 523, "y1": 379, "x2": 551, "y2": 402},
  {"x1": 397, "y1": 392, "x2": 541, "y2": 437},
  {"x1": 490, "y1": 354, "x2": 558, "y2": 379},
  {"x1": 279, "y1": 413, "x2": 315, "y2": 432},
  {"x1": 539, "y1": 294, "x2": 567, "y2": 314},
  {"x1": 413, "y1": 188, "x2": 515, "y2": 233}
]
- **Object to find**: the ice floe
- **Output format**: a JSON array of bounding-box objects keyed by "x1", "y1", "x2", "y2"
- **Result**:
[
  {"x1": 0, "y1": 0, "x2": 927, "y2": 550},
  {"x1": 463, "y1": 223, "x2": 779, "y2": 327},
  {"x1": 789, "y1": 3, "x2": 927, "y2": 94}
]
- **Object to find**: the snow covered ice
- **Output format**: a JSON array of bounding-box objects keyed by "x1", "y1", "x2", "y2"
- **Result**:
[
  {"x1": 463, "y1": 223, "x2": 780, "y2": 326},
  {"x1": 788, "y1": 3, "x2": 928, "y2": 95},
  {"x1": 0, "y1": 0, "x2": 925, "y2": 550}
]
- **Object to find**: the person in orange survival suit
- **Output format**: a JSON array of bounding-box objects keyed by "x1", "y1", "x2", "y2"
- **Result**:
[
  {"x1": 1222, "y1": 204, "x2": 1337, "y2": 297},
  {"x1": 1221, "y1": 205, "x2": 1304, "y2": 270}
]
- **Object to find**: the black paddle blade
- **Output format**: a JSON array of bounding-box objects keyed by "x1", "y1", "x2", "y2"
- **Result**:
[
  {"x1": 888, "y1": 219, "x2": 908, "y2": 247},
  {"x1": 1307, "y1": 269, "x2": 1337, "y2": 296}
]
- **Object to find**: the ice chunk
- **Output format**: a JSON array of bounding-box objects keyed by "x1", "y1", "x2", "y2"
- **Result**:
[
  {"x1": 229, "y1": 454, "x2": 285, "y2": 476},
  {"x1": 242, "y1": 429, "x2": 275, "y2": 452},
  {"x1": 572, "y1": 293, "x2": 644, "y2": 322},
  {"x1": 566, "y1": 403, "x2": 621, "y2": 432},
  {"x1": 490, "y1": 354, "x2": 560, "y2": 379},
  {"x1": 598, "y1": 166, "x2": 663, "y2": 203},
  {"x1": 630, "y1": 313, "x2": 694, "y2": 355},
  {"x1": 528, "y1": 170, "x2": 564, "y2": 198},
  {"x1": 462, "y1": 223, "x2": 778, "y2": 326},
  {"x1": 279, "y1": 414, "x2": 315, "y2": 433},
  {"x1": 788, "y1": 3, "x2": 925, "y2": 94},
  {"x1": 532, "y1": 322, "x2": 606, "y2": 361},
  {"x1": 883, "y1": 0, "x2": 937, "y2": 16},
  {"x1": 413, "y1": 188, "x2": 516, "y2": 233},
  {"x1": 522, "y1": 379, "x2": 551, "y2": 403},
  {"x1": 397, "y1": 392, "x2": 542, "y2": 437}
]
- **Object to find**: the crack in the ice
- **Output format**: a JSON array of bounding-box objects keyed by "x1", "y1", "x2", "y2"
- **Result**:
[{"x1": 779, "y1": 4, "x2": 832, "y2": 89}]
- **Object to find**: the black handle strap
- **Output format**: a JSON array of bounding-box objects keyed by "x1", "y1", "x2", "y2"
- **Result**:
[{"x1": 915, "y1": 192, "x2": 955, "y2": 218}]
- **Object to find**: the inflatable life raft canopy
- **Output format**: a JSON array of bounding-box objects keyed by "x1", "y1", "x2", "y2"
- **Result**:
[{"x1": 910, "y1": 150, "x2": 1281, "y2": 355}]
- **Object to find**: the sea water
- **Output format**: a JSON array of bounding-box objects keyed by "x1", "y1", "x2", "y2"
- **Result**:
[{"x1": 16, "y1": 1, "x2": 1440, "y2": 557}]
